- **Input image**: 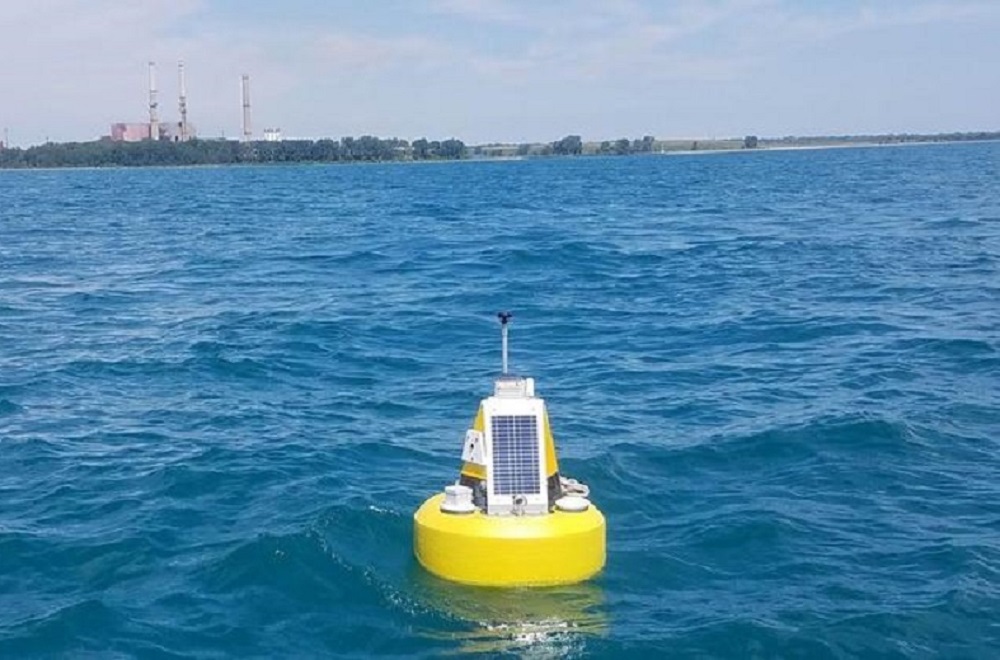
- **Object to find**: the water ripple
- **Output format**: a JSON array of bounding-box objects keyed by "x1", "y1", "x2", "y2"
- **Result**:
[{"x1": 1, "y1": 143, "x2": 999, "y2": 657}]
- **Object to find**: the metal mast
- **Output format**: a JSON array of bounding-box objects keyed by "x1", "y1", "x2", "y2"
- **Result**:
[
  {"x1": 498, "y1": 312, "x2": 513, "y2": 375},
  {"x1": 148, "y1": 61, "x2": 159, "y2": 141},
  {"x1": 241, "y1": 74, "x2": 252, "y2": 142},
  {"x1": 178, "y1": 61, "x2": 189, "y2": 142}
]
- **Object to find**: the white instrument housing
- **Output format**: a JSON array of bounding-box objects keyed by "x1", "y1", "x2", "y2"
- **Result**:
[{"x1": 482, "y1": 385, "x2": 548, "y2": 516}]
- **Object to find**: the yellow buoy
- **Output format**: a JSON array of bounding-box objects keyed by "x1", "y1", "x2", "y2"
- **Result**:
[
  {"x1": 415, "y1": 493, "x2": 605, "y2": 586},
  {"x1": 413, "y1": 312, "x2": 606, "y2": 587}
]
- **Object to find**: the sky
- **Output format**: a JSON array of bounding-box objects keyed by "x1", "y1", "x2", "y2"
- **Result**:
[{"x1": 1, "y1": 0, "x2": 998, "y2": 146}]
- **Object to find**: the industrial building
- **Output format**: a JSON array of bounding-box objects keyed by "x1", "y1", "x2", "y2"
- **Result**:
[
  {"x1": 109, "y1": 61, "x2": 196, "y2": 143},
  {"x1": 108, "y1": 61, "x2": 267, "y2": 143},
  {"x1": 110, "y1": 121, "x2": 197, "y2": 143},
  {"x1": 110, "y1": 123, "x2": 153, "y2": 142}
]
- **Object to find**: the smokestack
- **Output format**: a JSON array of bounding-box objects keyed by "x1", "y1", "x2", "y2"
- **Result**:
[
  {"x1": 148, "y1": 61, "x2": 159, "y2": 141},
  {"x1": 178, "y1": 61, "x2": 189, "y2": 142},
  {"x1": 241, "y1": 74, "x2": 252, "y2": 142}
]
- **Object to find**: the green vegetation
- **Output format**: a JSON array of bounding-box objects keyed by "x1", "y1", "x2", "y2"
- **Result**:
[
  {"x1": 0, "y1": 136, "x2": 465, "y2": 169},
  {"x1": 1, "y1": 130, "x2": 998, "y2": 169},
  {"x1": 760, "y1": 131, "x2": 1000, "y2": 147},
  {"x1": 551, "y1": 135, "x2": 583, "y2": 155},
  {"x1": 475, "y1": 130, "x2": 1000, "y2": 160}
]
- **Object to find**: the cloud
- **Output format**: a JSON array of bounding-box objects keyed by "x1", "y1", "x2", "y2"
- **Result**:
[
  {"x1": 753, "y1": 1, "x2": 1000, "y2": 44},
  {"x1": 312, "y1": 34, "x2": 455, "y2": 72},
  {"x1": 0, "y1": 0, "x2": 307, "y2": 143},
  {"x1": 458, "y1": 0, "x2": 773, "y2": 84},
  {"x1": 0, "y1": 0, "x2": 208, "y2": 142},
  {"x1": 0, "y1": 0, "x2": 997, "y2": 144},
  {"x1": 426, "y1": 0, "x2": 525, "y2": 25}
]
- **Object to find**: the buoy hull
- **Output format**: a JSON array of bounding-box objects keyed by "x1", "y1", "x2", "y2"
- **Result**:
[{"x1": 413, "y1": 493, "x2": 606, "y2": 587}]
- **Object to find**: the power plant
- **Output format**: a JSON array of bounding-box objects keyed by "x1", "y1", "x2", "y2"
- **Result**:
[
  {"x1": 109, "y1": 61, "x2": 199, "y2": 143},
  {"x1": 109, "y1": 61, "x2": 273, "y2": 144}
]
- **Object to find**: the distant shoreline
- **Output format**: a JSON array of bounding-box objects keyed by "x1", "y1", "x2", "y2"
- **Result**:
[
  {"x1": 1, "y1": 131, "x2": 997, "y2": 170},
  {"x1": 661, "y1": 138, "x2": 1000, "y2": 156}
]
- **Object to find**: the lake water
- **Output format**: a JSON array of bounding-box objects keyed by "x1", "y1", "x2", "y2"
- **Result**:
[{"x1": 1, "y1": 143, "x2": 998, "y2": 658}]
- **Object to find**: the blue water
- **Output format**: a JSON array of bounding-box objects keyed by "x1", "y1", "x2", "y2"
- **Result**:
[{"x1": 1, "y1": 143, "x2": 998, "y2": 658}]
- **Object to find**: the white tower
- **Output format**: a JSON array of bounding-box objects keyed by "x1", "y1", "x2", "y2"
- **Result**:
[
  {"x1": 241, "y1": 74, "x2": 252, "y2": 142},
  {"x1": 178, "y1": 61, "x2": 189, "y2": 142},
  {"x1": 148, "y1": 61, "x2": 159, "y2": 141}
]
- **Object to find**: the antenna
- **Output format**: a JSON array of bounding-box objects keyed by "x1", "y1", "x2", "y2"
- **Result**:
[
  {"x1": 178, "y1": 61, "x2": 188, "y2": 142},
  {"x1": 497, "y1": 312, "x2": 513, "y2": 374},
  {"x1": 148, "y1": 61, "x2": 159, "y2": 141},
  {"x1": 241, "y1": 74, "x2": 252, "y2": 142}
]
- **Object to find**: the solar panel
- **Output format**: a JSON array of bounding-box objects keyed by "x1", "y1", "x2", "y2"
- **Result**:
[{"x1": 490, "y1": 415, "x2": 542, "y2": 496}]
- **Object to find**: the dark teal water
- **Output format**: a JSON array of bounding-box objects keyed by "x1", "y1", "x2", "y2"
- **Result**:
[{"x1": 1, "y1": 143, "x2": 998, "y2": 658}]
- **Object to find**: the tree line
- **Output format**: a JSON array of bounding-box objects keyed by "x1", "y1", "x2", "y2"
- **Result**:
[
  {"x1": 547, "y1": 134, "x2": 655, "y2": 156},
  {"x1": 0, "y1": 133, "x2": 663, "y2": 169},
  {"x1": 3, "y1": 130, "x2": 997, "y2": 169},
  {"x1": 0, "y1": 136, "x2": 467, "y2": 169},
  {"x1": 466, "y1": 135, "x2": 666, "y2": 158}
]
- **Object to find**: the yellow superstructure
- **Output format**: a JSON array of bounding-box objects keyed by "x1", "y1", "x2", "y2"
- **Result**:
[{"x1": 459, "y1": 405, "x2": 560, "y2": 490}]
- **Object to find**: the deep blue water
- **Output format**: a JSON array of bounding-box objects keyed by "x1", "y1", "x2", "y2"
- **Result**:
[{"x1": 1, "y1": 143, "x2": 999, "y2": 658}]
